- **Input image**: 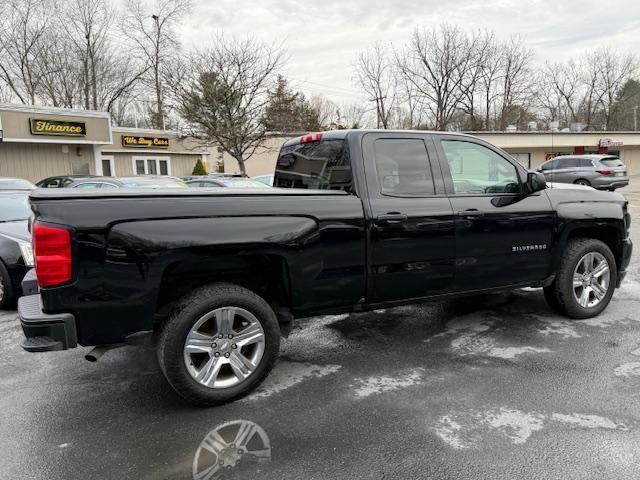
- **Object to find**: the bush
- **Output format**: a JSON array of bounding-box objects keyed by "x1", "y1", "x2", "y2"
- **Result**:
[{"x1": 192, "y1": 158, "x2": 207, "y2": 175}]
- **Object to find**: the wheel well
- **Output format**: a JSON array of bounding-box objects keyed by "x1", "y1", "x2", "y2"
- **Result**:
[
  {"x1": 566, "y1": 226, "x2": 622, "y2": 269},
  {"x1": 154, "y1": 254, "x2": 292, "y2": 319}
]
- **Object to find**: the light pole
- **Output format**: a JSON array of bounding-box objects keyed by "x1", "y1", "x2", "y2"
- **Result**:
[{"x1": 151, "y1": 14, "x2": 165, "y2": 130}]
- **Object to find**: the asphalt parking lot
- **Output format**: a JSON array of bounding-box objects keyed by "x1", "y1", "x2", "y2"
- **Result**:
[{"x1": 1, "y1": 186, "x2": 639, "y2": 480}]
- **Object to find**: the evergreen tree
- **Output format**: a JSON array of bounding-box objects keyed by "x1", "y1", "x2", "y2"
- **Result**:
[
  {"x1": 192, "y1": 158, "x2": 207, "y2": 175},
  {"x1": 263, "y1": 75, "x2": 323, "y2": 132}
]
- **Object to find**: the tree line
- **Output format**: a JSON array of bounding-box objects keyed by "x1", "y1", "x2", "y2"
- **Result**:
[
  {"x1": 355, "y1": 24, "x2": 640, "y2": 132},
  {"x1": 1, "y1": 2, "x2": 639, "y2": 173}
]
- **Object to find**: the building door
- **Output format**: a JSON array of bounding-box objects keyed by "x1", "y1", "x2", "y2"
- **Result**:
[{"x1": 101, "y1": 156, "x2": 115, "y2": 176}]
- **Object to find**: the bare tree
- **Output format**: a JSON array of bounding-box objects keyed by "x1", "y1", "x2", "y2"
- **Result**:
[
  {"x1": 540, "y1": 60, "x2": 582, "y2": 127},
  {"x1": 179, "y1": 36, "x2": 285, "y2": 175},
  {"x1": 60, "y1": 0, "x2": 114, "y2": 109},
  {"x1": 123, "y1": 0, "x2": 192, "y2": 129},
  {"x1": 593, "y1": 47, "x2": 637, "y2": 129},
  {"x1": 457, "y1": 30, "x2": 495, "y2": 130},
  {"x1": 396, "y1": 24, "x2": 484, "y2": 131},
  {"x1": 0, "y1": 0, "x2": 52, "y2": 104},
  {"x1": 338, "y1": 102, "x2": 367, "y2": 129},
  {"x1": 354, "y1": 42, "x2": 396, "y2": 128},
  {"x1": 496, "y1": 35, "x2": 536, "y2": 130},
  {"x1": 309, "y1": 95, "x2": 339, "y2": 129}
]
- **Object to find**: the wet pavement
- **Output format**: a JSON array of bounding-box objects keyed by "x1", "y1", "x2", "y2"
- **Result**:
[{"x1": 1, "y1": 202, "x2": 639, "y2": 479}]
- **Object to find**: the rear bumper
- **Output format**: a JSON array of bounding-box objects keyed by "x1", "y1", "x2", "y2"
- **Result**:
[
  {"x1": 18, "y1": 294, "x2": 77, "y2": 352},
  {"x1": 617, "y1": 237, "x2": 633, "y2": 288},
  {"x1": 594, "y1": 177, "x2": 629, "y2": 190}
]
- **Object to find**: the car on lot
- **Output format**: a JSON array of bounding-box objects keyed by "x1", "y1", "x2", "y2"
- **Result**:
[
  {"x1": 186, "y1": 177, "x2": 270, "y2": 188},
  {"x1": 0, "y1": 178, "x2": 36, "y2": 190},
  {"x1": 18, "y1": 130, "x2": 632, "y2": 406},
  {"x1": 71, "y1": 176, "x2": 187, "y2": 189},
  {"x1": 538, "y1": 155, "x2": 629, "y2": 190},
  {"x1": 0, "y1": 190, "x2": 33, "y2": 309},
  {"x1": 36, "y1": 175, "x2": 98, "y2": 188}
]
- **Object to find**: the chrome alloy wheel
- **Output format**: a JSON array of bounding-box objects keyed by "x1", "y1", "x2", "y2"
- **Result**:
[
  {"x1": 573, "y1": 252, "x2": 610, "y2": 308},
  {"x1": 0, "y1": 274, "x2": 4, "y2": 303},
  {"x1": 183, "y1": 307, "x2": 266, "y2": 389}
]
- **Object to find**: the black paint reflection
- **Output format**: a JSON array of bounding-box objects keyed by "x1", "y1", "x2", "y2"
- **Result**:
[{"x1": 193, "y1": 420, "x2": 271, "y2": 480}]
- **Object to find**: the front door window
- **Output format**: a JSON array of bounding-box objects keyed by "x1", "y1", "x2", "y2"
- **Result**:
[{"x1": 441, "y1": 140, "x2": 520, "y2": 195}]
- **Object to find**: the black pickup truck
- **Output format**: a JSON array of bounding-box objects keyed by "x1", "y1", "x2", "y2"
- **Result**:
[{"x1": 19, "y1": 130, "x2": 632, "y2": 405}]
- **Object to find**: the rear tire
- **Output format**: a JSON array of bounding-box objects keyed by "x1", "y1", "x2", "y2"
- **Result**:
[
  {"x1": 0, "y1": 261, "x2": 15, "y2": 310},
  {"x1": 157, "y1": 283, "x2": 280, "y2": 406},
  {"x1": 543, "y1": 238, "x2": 616, "y2": 319},
  {"x1": 574, "y1": 179, "x2": 591, "y2": 186}
]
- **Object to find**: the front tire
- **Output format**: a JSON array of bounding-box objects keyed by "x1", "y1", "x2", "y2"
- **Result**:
[
  {"x1": 543, "y1": 238, "x2": 616, "y2": 319},
  {"x1": 0, "y1": 261, "x2": 15, "y2": 310},
  {"x1": 158, "y1": 283, "x2": 280, "y2": 406}
]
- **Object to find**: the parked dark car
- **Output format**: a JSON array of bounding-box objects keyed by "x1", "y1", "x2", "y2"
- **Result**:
[
  {"x1": 36, "y1": 175, "x2": 98, "y2": 188},
  {"x1": 0, "y1": 178, "x2": 36, "y2": 190},
  {"x1": 0, "y1": 191, "x2": 33, "y2": 308},
  {"x1": 538, "y1": 155, "x2": 629, "y2": 190},
  {"x1": 18, "y1": 130, "x2": 632, "y2": 406}
]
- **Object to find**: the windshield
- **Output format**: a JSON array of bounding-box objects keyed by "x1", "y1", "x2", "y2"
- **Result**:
[
  {"x1": 0, "y1": 193, "x2": 31, "y2": 222},
  {"x1": 600, "y1": 158, "x2": 624, "y2": 167},
  {"x1": 274, "y1": 139, "x2": 352, "y2": 190},
  {"x1": 0, "y1": 178, "x2": 36, "y2": 190}
]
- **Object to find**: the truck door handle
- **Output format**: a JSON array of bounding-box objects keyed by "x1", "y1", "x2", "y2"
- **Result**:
[
  {"x1": 457, "y1": 209, "x2": 484, "y2": 218},
  {"x1": 376, "y1": 213, "x2": 408, "y2": 224}
]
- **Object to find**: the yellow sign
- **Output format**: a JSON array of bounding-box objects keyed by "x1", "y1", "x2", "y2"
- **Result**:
[
  {"x1": 122, "y1": 135, "x2": 169, "y2": 148},
  {"x1": 30, "y1": 118, "x2": 87, "y2": 137}
]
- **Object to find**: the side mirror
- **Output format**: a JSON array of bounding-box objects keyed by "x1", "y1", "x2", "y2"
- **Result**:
[{"x1": 526, "y1": 171, "x2": 547, "y2": 194}]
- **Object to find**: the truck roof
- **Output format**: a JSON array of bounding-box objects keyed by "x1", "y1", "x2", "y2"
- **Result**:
[{"x1": 282, "y1": 129, "x2": 476, "y2": 147}]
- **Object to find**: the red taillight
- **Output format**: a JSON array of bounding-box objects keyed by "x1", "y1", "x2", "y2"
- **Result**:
[
  {"x1": 300, "y1": 132, "x2": 322, "y2": 143},
  {"x1": 596, "y1": 169, "x2": 612, "y2": 175},
  {"x1": 33, "y1": 223, "x2": 72, "y2": 287}
]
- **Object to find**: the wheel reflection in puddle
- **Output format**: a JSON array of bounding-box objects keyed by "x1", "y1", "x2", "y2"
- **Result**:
[{"x1": 193, "y1": 420, "x2": 271, "y2": 480}]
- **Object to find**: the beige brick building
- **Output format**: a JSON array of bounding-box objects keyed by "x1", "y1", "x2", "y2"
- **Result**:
[{"x1": 0, "y1": 104, "x2": 207, "y2": 183}]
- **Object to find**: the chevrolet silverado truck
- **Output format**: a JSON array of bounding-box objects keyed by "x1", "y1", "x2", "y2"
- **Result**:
[{"x1": 18, "y1": 130, "x2": 632, "y2": 406}]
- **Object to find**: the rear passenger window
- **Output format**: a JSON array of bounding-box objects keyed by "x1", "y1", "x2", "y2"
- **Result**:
[
  {"x1": 274, "y1": 139, "x2": 351, "y2": 191},
  {"x1": 560, "y1": 158, "x2": 580, "y2": 168},
  {"x1": 579, "y1": 159, "x2": 593, "y2": 167},
  {"x1": 373, "y1": 139, "x2": 434, "y2": 195}
]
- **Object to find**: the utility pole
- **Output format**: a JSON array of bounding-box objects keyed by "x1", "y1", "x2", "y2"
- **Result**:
[{"x1": 634, "y1": 105, "x2": 638, "y2": 131}]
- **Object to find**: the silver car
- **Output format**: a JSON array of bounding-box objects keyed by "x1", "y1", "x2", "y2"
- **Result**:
[{"x1": 538, "y1": 154, "x2": 629, "y2": 190}]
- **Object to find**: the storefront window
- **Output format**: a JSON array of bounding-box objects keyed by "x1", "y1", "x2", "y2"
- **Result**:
[
  {"x1": 133, "y1": 157, "x2": 171, "y2": 176},
  {"x1": 147, "y1": 159, "x2": 158, "y2": 175}
]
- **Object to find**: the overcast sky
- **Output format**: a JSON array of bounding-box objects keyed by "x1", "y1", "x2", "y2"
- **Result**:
[{"x1": 176, "y1": 0, "x2": 640, "y2": 105}]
